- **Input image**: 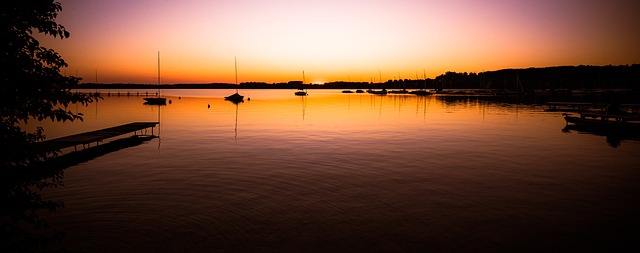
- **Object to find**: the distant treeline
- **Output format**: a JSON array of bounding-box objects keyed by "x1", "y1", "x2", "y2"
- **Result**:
[
  {"x1": 435, "y1": 64, "x2": 640, "y2": 91},
  {"x1": 79, "y1": 64, "x2": 639, "y2": 90}
]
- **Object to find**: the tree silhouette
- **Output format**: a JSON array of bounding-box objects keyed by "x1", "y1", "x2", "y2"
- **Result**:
[
  {"x1": 1, "y1": 1, "x2": 97, "y2": 251},
  {"x1": 1, "y1": 0, "x2": 97, "y2": 167}
]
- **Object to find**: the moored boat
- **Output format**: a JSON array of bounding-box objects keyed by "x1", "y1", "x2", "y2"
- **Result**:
[
  {"x1": 370, "y1": 89, "x2": 388, "y2": 95},
  {"x1": 144, "y1": 51, "x2": 167, "y2": 105},
  {"x1": 388, "y1": 89, "x2": 409, "y2": 94},
  {"x1": 564, "y1": 112, "x2": 640, "y2": 131},
  {"x1": 294, "y1": 89, "x2": 308, "y2": 96},
  {"x1": 409, "y1": 89, "x2": 431, "y2": 96},
  {"x1": 294, "y1": 71, "x2": 308, "y2": 96},
  {"x1": 143, "y1": 97, "x2": 167, "y2": 105},
  {"x1": 225, "y1": 92, "x2": 244, "y2": 103},
  {"x1": 226, "y1": 57, "x2": 244, "y2": 103}
]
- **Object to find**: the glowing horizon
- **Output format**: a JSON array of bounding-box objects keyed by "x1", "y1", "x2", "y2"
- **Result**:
[{"x1": 39, "y1": 0, "x2": 640, "y2": 84}]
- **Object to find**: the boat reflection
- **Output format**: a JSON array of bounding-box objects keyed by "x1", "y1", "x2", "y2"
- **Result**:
[{"x1": 562, "y1": 124, "x2": 640, "y2": 148}]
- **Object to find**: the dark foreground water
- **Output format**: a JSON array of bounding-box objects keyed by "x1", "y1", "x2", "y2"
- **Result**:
[{"x1": 27, "y1": 89, "x2": 640, "y2": 252}]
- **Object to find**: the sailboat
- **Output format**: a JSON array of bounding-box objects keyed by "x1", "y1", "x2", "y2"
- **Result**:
[
  {"x1": 410, "y1": 69, "x2": 431, "y2": 96},
  {"x1": 225, "y1": 57, "x2": 244, "y2": 103},
  {"x1": 143, "y1": 51, "x2": 167, "y2": 105},
  {"x1": 294, "y1": 70, "x2": 308, "y2": 96}
]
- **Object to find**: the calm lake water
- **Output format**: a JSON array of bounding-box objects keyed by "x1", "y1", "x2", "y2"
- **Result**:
[{"x1": 31, "y1": 89, "x2": 640, "y2": 252}]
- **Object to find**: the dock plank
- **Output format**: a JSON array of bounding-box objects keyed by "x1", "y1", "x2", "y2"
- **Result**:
[{"x1": 40, "y1": 122, "x2": 159, "y2": 150}]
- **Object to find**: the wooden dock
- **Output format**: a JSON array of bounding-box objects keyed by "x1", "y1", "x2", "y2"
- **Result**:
[
  {"x1": 545, "y1": 102, "x2": 640, "y2": 113},
  {"x1": 40, "y1": 122, "x2": 159, "y2": 151},
  {"x1": 544, "y1": 102, "x2": 608, "y2": 112}
]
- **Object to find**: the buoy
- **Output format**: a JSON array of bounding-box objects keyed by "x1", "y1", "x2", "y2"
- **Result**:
[
  {"x1": 207, "y1": 104, "x2": 210, "y2": 108},
  {"x1": 247, "y1": 97, "x2": 251, "y2": 101}
]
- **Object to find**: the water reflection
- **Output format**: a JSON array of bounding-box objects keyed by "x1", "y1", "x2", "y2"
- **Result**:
[
  {"x1": 1, "y1": 164, "x2": 65, "y2": 252},
  {"x1": 562, "y1": 124, "x2": 640, "y2": 148},
  {"x1": 300, "y1": 95, "x2": 307, "y2": 121},
  {"x1": 19, "y1": 89, "x2": 640, "y2": 252},
  {"x1": 1, "y1": 134, "x2": 155, "y2": 252}
]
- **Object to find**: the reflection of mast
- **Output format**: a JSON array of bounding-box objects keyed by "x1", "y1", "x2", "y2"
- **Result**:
[
  {"x1": 234, "y1": 102, "x2": 238, "y2": 141},
  {"x1": 416, "y1": 95, "x2": 431, "y2": 120},
  {"x1": 300, "y1": 95, "x2": 307, "y2": 120},
  {"x1": 378, "y1": 95, "x2": 383, "y2": 119},
  {"x1": 156, "y1": 104, "x2": 162, "y2": 150}
]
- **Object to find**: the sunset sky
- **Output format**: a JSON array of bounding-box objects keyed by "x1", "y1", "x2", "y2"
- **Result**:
[{"x1": 40, "y1": 0, "x2": 640, "y2": 84}]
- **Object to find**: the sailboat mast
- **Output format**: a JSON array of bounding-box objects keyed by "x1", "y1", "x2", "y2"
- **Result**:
[
  {"x1": 157, "y1": 51, "x2": 160, "y2": 96},
  {"x1": 424, "y1": 69, "x2": 427, "y2": 89},
  {"x1": 234, "y1": 57, "x2": 238, "y2": 92}
]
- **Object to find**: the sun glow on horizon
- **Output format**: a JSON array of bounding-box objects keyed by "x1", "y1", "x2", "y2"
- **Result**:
[{"x1": 40, "y1": 0, "x2": 640, "y2": 84}]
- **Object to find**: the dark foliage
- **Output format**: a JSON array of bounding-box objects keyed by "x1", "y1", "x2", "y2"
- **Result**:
[
  {"x1": 1, "y1": 0, "x2": 98, "y2": 167},
  {"x1": 1, "y1": 1, "x2": 97, "y2": 252}
]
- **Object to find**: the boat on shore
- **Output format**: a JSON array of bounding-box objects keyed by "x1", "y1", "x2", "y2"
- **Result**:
[{"x1": 564, "y1": 112, "x2": 640, "y2": 131}]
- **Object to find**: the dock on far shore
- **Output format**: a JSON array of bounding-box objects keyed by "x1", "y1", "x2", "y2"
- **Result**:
[
  {"x1": 39, "y1": 122, "x2": 159, "y2": 152},
  {"x1": 545, "y1": 102, "x2": 640, "y2": 113}
]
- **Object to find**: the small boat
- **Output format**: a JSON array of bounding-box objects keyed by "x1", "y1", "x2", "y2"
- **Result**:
[
  {"x1": 342, "y1": 90, "x2": 354, "y2": 93},
  {"x1": 295, "y1": 71, "x2": 308, "y2": 96},
  {"x1": 143, "y1": 97, "x2": 167, "y2": 105},
  {"x1": 294, "y1": 89, "x2": 307, "y2": 96},
  {"x1": 225, "y1": 92, "x2": 244, "y2": 103},
  {"x1": 226, "y1": 57, "x2": 244, "y2": 103},
  {"x1": 409, "y1": 90, "x2": 431, "y2": 96},
  {"x1": 388, "y1": 89, "x2": 409, "y2": 94},
  {"x1": 564, "y1": 112, "x2": 640, "y2": 131},
  {"x1": 370, "y1": 89, "x2": 388, "y2": 95},
  {"x1": 409, "y1": 70, "x2": 431, "y2": 96},
  {"x1": 144, "y1": 52, "x2": 167, "y2": 105},
  {"x1": 355, "y1": 89, "x2": 364, "y2": 93}
]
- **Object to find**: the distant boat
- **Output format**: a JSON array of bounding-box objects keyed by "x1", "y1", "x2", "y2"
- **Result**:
[
  {"x1": 144, "y1": 52, "x2": 167, "y2": 105},
  {"x1": 388, "y1": 89, "x2": 409, "y2": 94},
  {"x1": 355, "y1": 89, "x2": 364, "y2": 93},
  {"x1": 295, "y1": 71, "x2": 308, "y2": 96},
  {"x1": 225, "y1": 92, "x2": 244, "y2": 103},
  {"x1": 495, "y1": 74, "x2": 526, "y2": 96},
  {"x1": 225, "y1": 57, "x2": 244, "y2": 103},
  {"x1": 294, "y1": 89, "x2": 307, "y2": 96},
  {"x1": 370, "y1": 89, "x2": 388, "y2": 95},
  {"x1": 342, "y1": 90, "x2": 354, "y2": 93},
  {"x1": 564, "y1": 112, "x2": 640, "y2": 131},
  {"x1": 409, "y1": 69, "x2": 432, "y2": 96},
  {"x1": 409, "y1": 90, "x2": 431, "y2": 96}
]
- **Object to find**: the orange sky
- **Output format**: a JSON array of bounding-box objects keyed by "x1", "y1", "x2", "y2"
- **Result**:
[{"x1": 40, "y1": 0, "x2": 640, "y2": 84}]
